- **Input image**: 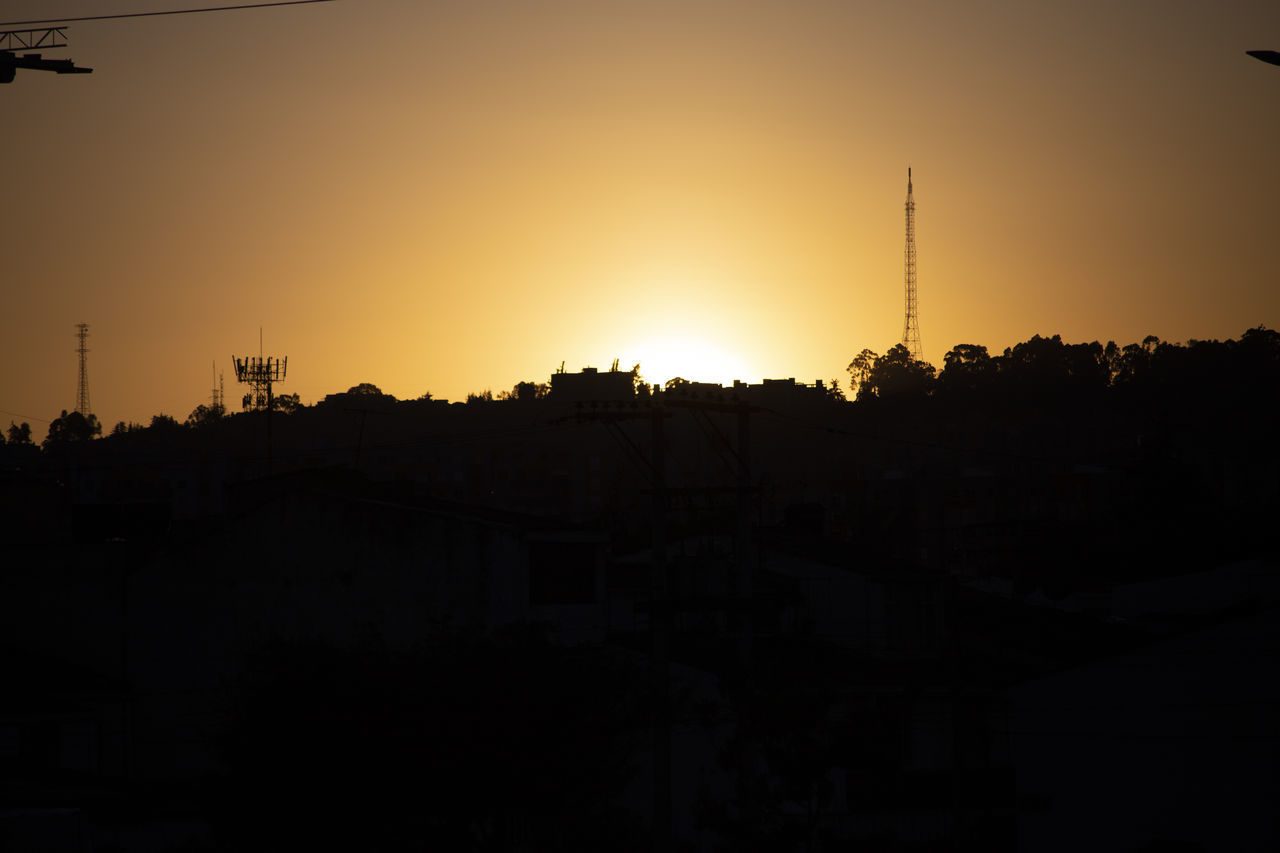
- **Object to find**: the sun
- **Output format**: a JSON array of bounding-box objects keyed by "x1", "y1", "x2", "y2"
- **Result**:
[{"x1": 624, "y1": 336, "x2": 756, "y2": 389}]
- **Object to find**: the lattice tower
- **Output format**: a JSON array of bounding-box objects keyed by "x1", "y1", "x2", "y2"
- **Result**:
[
  {"x1": 75, "y1": 323, "x2": 91, "y2": 417},
  {"x1": 212, "y1": 362, "x2": 223, "y2": 411},
  {"x1": 902, "y1": 168, "x2": 922, "y2": 360}
]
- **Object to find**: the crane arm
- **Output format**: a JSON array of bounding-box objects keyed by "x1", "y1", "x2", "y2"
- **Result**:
[
  {"x1": 1, "y1": 28, "x2": 91, "y2": 81},
  {"x1": 1, "y1": 51, "x2": 93, "y2": 76}
]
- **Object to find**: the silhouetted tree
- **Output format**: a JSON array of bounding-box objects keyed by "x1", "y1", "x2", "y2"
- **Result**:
[
  {"x1": 826, "y1": 378, "x2": 846, "y2": 402},
  {"x1": 501, "y1": 381, "x2": 549, "y2": 401},
  {"x1": 347, "y1": 382, "x2": 384, "y2": 396},
  {"x1": 630, "y1": 363, "x2": 646, "y2": 395},
  {"x1": 466, "y1": 389, "x2": 494, "y2": 404},
  {"x1": 1064, "y1": 339, "x2": 1109, "y2": 392},
  {"x1": 1237, "y1": 324, "x2": 1280, "y2": 360},
  {"x1": 417, "y1": 391, "x2": 434, "y2": 401},
  {"x1": 938, "y1": 343, "x2": 996, "y2": 397},
  {"x1": 149, "y1": 413, "x2": 180, "y2": 431},
  {"x1": 1232, "y1": 326, "x2": 1280, "y2": 404},
  {"x1": 271, "y1": 392, "x2": 302, "y2": 414},
  {"x1": 185, "y1": 403, "x2": 225, "y2": 428},
  {"x1": 1106, "y1": 340, "x2": 1150, "y2": 388},
  {"x1": 996, "y1": 334, "x2": 1106, "y2": 399},
  {"x1": 43, "y1": 410, "x2": 101, "y2": 449},
  {"x1": 109, "y1": 420, "x2": 144, "y2": 436},
  {"x1": 5, "y1": 422, "x2": 32, "y2": 445},
  {"x1": 865, "y1": 344, "x2": 935, "y2": 399},
  {"x1": 845, "y1": 349, "x2": 878, "y2": 401}
]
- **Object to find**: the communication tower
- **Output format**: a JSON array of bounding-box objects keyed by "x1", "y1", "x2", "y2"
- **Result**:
[
  {"x1": 902, "y1": 168, "x2": 922, "y2": 361},
  {"x1": 232, "y1": 353, "x2": 287, "y2": 412},
  {"x1": 211, "y1": 361, "x2": 225, "y2": 412},
  {"x1": 75, "y1": 322, "x2": 91, "y2": 417}
]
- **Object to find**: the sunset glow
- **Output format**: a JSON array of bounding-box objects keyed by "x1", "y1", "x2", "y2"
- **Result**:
[
  {"x1": 624, "y1": 336, "x2": 758, "y2": 390},
  {"x1": 2, "y1": 0, "x2": 1278, "y2": 438}
]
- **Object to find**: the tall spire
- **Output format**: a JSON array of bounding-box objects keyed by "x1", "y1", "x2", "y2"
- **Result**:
[{"x1": 901, "y1": 168, "x2": 922, "y2": 361}]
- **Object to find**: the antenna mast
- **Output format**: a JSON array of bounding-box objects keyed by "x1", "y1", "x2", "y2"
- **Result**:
[
  {"x1": 233, "y1": 331, "x2": 287, "y2": 412},
  {"x1": 212, "y1": 361, "x2": 224, "y2": 412},
  {"x1": 902, "y1": 168, "x2": 922, "y2": 361},
  {"x1": 75, "y1": 323, "x2": 91, "y2": 417}
]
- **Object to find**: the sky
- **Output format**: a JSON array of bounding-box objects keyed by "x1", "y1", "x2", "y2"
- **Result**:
[{"x1": 3, "y1": 0, "x2": 1279, "y2": 437}]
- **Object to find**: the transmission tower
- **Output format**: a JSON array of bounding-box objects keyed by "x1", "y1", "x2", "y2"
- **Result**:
[
  {"x1": 75, "y1": 322, "x2": 91, "y2": 417},
  {"x1": 901, "y1": 168, "x2": 922, "y2": 361},
  {"x1": 211, "y1": 361, "x2": 225, "y2": 412}
]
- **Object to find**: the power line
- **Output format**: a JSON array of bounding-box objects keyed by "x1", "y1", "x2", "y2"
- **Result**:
[
  {"x1": 0, "y1": 408, "x2": 52, "y2": 424},
  {"x1": 0, "y1": 0, "x2": 336, "y2": 28}
]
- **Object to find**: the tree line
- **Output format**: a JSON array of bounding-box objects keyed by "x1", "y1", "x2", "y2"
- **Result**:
[
  {"x1": 5, "y1": 329, "x2": 1277, "y2": 453},
  {"x1": 846, "y1": 326, "x2": 1280, "y2": 404}
]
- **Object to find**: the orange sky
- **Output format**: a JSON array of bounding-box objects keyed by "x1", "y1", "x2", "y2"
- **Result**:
[{"x1": 3, "y1": 0, "x2": 1279, "y2": 438}]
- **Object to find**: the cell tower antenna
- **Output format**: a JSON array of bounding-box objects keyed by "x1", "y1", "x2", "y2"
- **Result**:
[
  {"x1": 233, "y1": 332, "x2": 287, "y2": 412},
  {"x1": 75, "y1": 323, "x2": 91, "y2": 417},
  {"x1": 901, "y1": 167, "x2": 922, "y2": 361}
]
